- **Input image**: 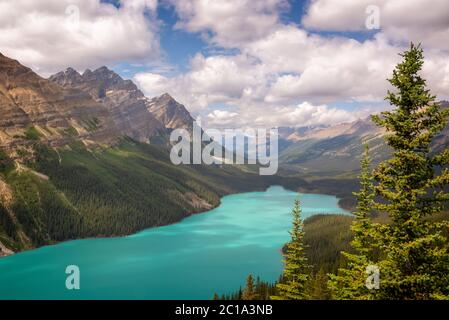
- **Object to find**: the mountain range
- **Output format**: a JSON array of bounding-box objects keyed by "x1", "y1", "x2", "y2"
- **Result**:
[
  {"x1": 0, "y1": 53, "x2": 276, "y2": 256},
  {"x1": 278, "y1": 101, "x2": 449, "y2": 177},
  {"x1": 1, "y1": 52, "x2": 449, "y2": 256}
]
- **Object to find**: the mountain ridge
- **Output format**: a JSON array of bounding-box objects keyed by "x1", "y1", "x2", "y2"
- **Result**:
[
  {"x1": 0, "y1": 53, "x2": 120, "y2": 152},
  {"x1": 0, "y1": 53, "x2": 280, "y2": 256},
  {"x1": 0, "y1": 52, "x2": 198, "y2": 155},
  {"x1": 146, "y1": 93, "x2": 195, "y2": 131},
  {"x1": 50, "y1": 65, "x2": 168, "y2": 143},
  {"x1": 279, "y1": 104, "x2": 449, "y2": 176}
]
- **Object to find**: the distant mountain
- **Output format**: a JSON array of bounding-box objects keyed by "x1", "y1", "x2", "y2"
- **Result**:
[
  {"x1": 278, "y1": 125, "x2": 328, "y2": 142},
  {"x1": 433, "y1": 101, "x2": 449, "y2": 152},
  {"x1": 280, "y1": 120, "x2": 387, "y2": 176},
  {"x1": 279, "y1": 105, "x2": 449, "y2": 177},
  {"x1": 146, "y1": 93, "x2": 194, "y2": 131}
]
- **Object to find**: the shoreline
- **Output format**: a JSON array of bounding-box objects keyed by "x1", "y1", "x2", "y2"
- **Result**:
[
  {"x1": 0, "y1": 241, "x2": 14, "y2": 257},
  {"x1": 0, "y1": 184, "x2": 348, "y2": 258}
]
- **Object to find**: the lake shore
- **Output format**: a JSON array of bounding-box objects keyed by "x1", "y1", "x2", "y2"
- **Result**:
[
  {"x1": 0, "y1": 186, "x2": 348, "y2": 299},
  {"x1": 0, "y1": 179, "x2": 352, "y2": 258}
]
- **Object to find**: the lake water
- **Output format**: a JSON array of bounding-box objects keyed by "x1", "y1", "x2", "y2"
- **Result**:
[{"x1": 0, "y1": 186, "x2": 348, "y2": 300}]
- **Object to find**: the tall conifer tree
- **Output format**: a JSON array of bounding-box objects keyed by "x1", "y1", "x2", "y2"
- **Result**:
[
  {"x1": 329, "y1": 145, "x2": 377, "y2": 299},
  {"x1": 272, "y1": 200, "x2": 309, "y2": 300},
  {"x1": 242, "y1": 274, "x2": 258, "y2": 300},
  {"x1": 371, "y1": 43, "x2": 449, "y2": 299}
]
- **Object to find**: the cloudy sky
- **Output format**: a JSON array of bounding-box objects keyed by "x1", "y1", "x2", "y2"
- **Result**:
[{"x1": 1, "y1": 0, "x2": 449, "y2": 128}]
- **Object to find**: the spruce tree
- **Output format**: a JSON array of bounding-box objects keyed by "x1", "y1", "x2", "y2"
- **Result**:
[
  {"x1": 308, "y1": 267, "x2": 331, "y2": 300},
  {"x1": 272, "y1": 200, "x2": 309, "y2": 300},
  {"x1": 371, "y1": 43, "x2": 449, "y2": 299},
  {"x1": 242, "y1": 274, "x2": 258, "y2": 300},
  {"x1": 329, "y1": 145, "x2": 377, "y2": 299}
]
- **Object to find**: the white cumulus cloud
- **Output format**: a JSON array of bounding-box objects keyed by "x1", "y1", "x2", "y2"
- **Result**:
[
  {"x1": 133, "y1": 1, "x2": 449, "y2": 128},
  {"x1": 0, "y1": 0, "x2": 161, "y2": 75},
  {"x1": 168, "y1": 0, "x2": 288, "y2": 47},
  {"x1": 302, "y1": 0, "x2": 449, "y2": 49}
]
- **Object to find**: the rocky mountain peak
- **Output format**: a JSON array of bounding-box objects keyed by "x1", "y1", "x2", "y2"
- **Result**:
[
  {"x1": 93, "y1": 66, "x2": 110, "y2": 74},
  {"x1": 0, "y1": 53, "x2": 33, "y2": 78},
  {"x1": 82, "y1": 69, "x2": 93, "y2": 77},
  {"x1": 52, "y1": 65, "x2": 140, "y2": 99},
  {"x1": 0, "y1": 52, "x2": 19, "y2": 66},
  {"x1": 349, "y1": 118, "x2": 378, "y2": 135},
  {"x1": 84, "y1": 66, "x2": 139, "y2": 93},
  {"x1": 147, "y1": 93, "x2": 194, "y2": 130},
  {"x1": 0, "y1": 53, "x2": 120, "y2": 148},
  {"x1": 49, "y1": 64, "x2": 167, "y2": 142},
  {"x1": 50, "y1": 67, "x2": 83, "y2": 86},
  {"x1": 158, "y1": 92, "x2": 176, "y2": 101},
  {"x1": 153, "y1": 93, "x2": 184, "y2": 111},
  {"x1": 66, "y1": 67, "x2": 79, "y2": 75},
  {"x1": 88, "y1": 66, "x2": 120, "y2": 81},
  {"x1": 1, "y1": 52, "x2": 197, "y2": 148}
]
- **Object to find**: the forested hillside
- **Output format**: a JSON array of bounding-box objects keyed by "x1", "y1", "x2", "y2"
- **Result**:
[
  {"x1": 0, "y1": 139, "x2": 274, "y2": 253},
  {"x1": 0, "y1": 53, "x2": 285, "y2": 255}
]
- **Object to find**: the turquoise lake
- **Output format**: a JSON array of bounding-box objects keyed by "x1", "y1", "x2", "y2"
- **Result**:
[{"x1": 0, "y1": 186, "x2": 348, "y2": 300}]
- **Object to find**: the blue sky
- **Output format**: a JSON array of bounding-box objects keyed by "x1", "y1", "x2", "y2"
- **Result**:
[
  {"x1": 1, "y1": 0, "x2": 448, "y2": 128},
  {"x1": 102, "y1": 0, "x2": 209, "y2": 74},
  {"x1": 107, "y1": 0, "x2": 377, "y2": 78},
  {"x1": 106, "y1": 0, "x2": 386, "y2": 123},
  {"x1": 101, "y1": 0, "x2": 208, "y2": 72}
]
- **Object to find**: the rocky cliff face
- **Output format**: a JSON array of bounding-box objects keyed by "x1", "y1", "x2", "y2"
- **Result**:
[
  {"x1": 1, "y1": 51, "x2": 201, "y2": 159},
  {"x1": 0, "y1": 53, "x2": 119, "y2": 150},
  {"x1": 0, "y1": 52, "x2": 267, "y2": 256},
  {"x1": 50, "y1": 67, "x2": 167, "y2": 143},
  {"x1": 146, "y1": 93, "x2": 194, "y2": 131},
  {"x1": 0, "y1": 51, "x2": 206, "y2": 165}
]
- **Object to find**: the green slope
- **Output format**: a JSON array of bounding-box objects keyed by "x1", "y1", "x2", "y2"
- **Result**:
[{"x1": 0, "y1": 139, "x2": 273, "y2": 252}]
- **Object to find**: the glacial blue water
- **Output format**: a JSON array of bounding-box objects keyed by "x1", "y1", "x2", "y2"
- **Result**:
[{"x1": 0, "y1": 186, "x2": 348, "y2": 300}]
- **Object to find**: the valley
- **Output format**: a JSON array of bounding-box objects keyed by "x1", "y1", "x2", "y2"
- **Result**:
[
  {"x1": 1, "y1": 51, "x2": 448, "y2": 257},
  {"x1": 0, "y1": 53, "x2": 319, "y2": 256},
  {"x1": 276, "y1": 101, "x2": 449, "y2": 209},
  {"x1": 2, "y1": 0, "x2": 449, "y2": 304},
  {"x1": 0, "y1": 53, "x2": 277, "y2": 255}
]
